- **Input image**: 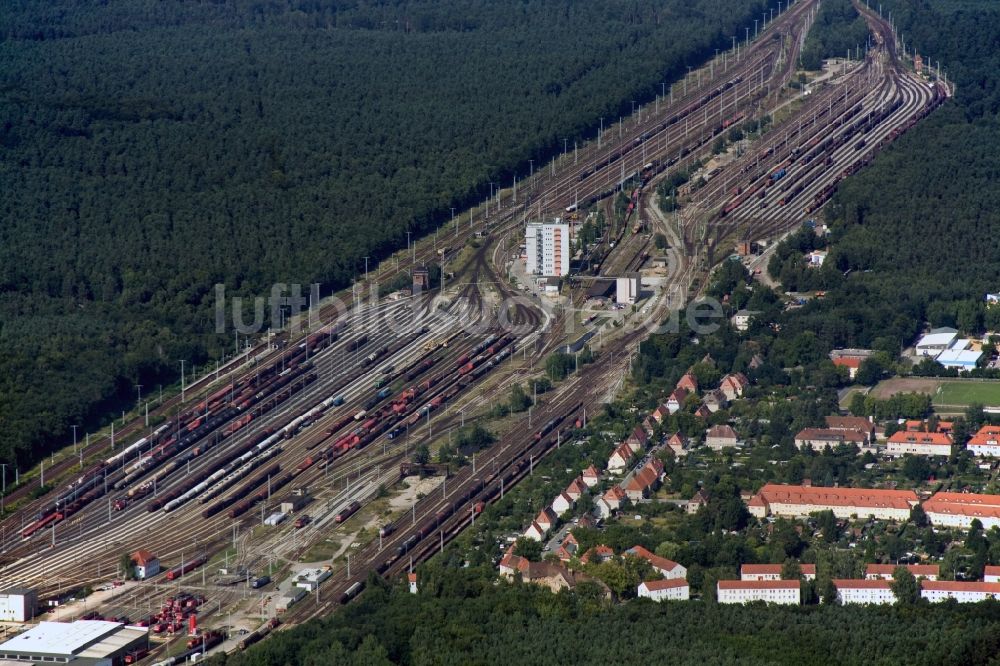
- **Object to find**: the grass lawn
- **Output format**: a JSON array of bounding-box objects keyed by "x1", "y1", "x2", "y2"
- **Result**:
[{"x1": 933, "y1": 381, "x2": 1000, "y2": 407}]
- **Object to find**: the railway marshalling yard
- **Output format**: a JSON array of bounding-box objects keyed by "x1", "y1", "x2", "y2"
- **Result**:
[{"x1": 0, "y1": 0, "x2": 949, "y2": 661}]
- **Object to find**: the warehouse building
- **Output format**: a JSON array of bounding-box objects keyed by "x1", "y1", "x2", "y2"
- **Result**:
[{"x1": 0, "y1": 620, "x2": 148, "y2": 665}]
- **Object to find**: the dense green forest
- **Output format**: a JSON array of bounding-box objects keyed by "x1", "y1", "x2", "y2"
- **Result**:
[
  {"x1": 219, "y1": 568, "x2": 1000, "y2": 666},
  {"x1": 0, "y1": 0, "x2": 780, "y2": 470},
  {"x1": 799, "y1": 0, "x2": 869, "y2": 70}
]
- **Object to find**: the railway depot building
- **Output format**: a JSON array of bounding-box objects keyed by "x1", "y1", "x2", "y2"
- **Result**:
[
  {"x1": 0, "y1": 620, "x2": 148, "y2": 665},
  {"x1": 746, "y1": 484, "x2": 918, "y2": 521}
]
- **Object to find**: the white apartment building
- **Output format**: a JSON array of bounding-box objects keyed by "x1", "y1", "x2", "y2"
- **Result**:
[
  {"x1": 637, "y1": 578, "x2": 690, "y2": 602},
  {"x1": 865, "y1": 563, "x2": 939, "y2": 581},
  {"x1": 834, "y1": 579, "x2": 896, "y2": 605},
  {"x1": 525, "y1": 222, "x2": 570, "y2": 277},
  {"x1": 717, "y1": 580, "x2": 800, "y2": 605},
  {"x1": 922, "y1": 491, "x2": 1000, "y2": 530},
  {"x1": 920, "y1": 580, "x2": 1000, "y2": 603},
  {"x1": 740, "y1": 563, "x2": 815, "y2": 581},
  {"x1": 747, "y1": 484, "x2": 918, "y2": 521}
]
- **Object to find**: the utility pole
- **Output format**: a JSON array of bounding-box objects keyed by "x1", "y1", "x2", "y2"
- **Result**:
[{"x1": 180, "y1": 360, "x2": 187, "y2": 402}]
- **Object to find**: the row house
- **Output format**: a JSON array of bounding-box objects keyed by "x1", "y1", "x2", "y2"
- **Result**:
[
  {"x1": 985, "y1": 566, "x2": 1000, "y2": 583},
  {"x1": 922, "y1": 491, "x2": 1000, "y2": 530},
  {"x1": 835, "y1": 579, "x2": 896, "y2": 605},
  {"x1": 740, "y1": 563, "x2": 815, "y2": 581},
  {"x1": 717, "y1": 580, "x2": 800, "y2": 605},
  {"x1": 886, "y1": 431, "x2": 953, "y2": 457},
  {"x1": 865, "y1": 563, "x2": 939, "y2": 581},
  {"x1": 638, "y1": 578, "x2": 689, "y2": 602},
  {"x1": 921, "y1": 580, "x2": 1000, "y2": 603},
  {"x1": 747, "y1": 484, "x2": 918, "y2": 521},
  {"x1": 967, "y1": 425, "x2": 1000, "y2": 457}
]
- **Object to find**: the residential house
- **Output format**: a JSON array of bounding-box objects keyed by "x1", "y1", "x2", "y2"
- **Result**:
[
  {"x1": 886, "y1": 431, "x2": 952, "y2": 457},
  {"x1": 719, "y1": 373, "x2": 750, "y2": 401},
  {"x1": 651, "y1": 404, "x2": 671, "y2": 424},
  {"x1": 627, "y1": 426, "x2": 649, "y2": 450},
  {"x1": 731, "y1": 309, "x2": 760, "y2": 332},
  {"x1": 705, "y1": 424, "x2": 739, "y2": 450},
  {"x1": 667, "y1": 433, "x2": 688, "y2": 458},
  {"x1": 641, "y1": 415, "x2": 657, "y2": 436},
  {"x1": 806, "y1": 250, "x2": 828, "y2": 266},
  {"x1": 676, "y1": 373, "x2": 699, "y2": 394},
  {"x1": 131, "y1": 550, "x2": 160, "y2": 580},
  {"x1": 564, "y1": 477, "x2": 586, "y2": 501},
  {"x1": 687, "y1": 489, "x2": 710, "y2": 515},
  {"x1": 747, "y1": 484, "x2": 919, "y2": 521},
  {"x1": 825, "y1": 416, "x2": 875, "y2": 443},
  {"x1": 638, "y1": 578, "x2": 690, "y2": 602},
  {"x1": 794, "y1": 428, "x2": 867, "y2": 451},
  {"x1": 702, "y1": 389, "x2": 728, "y2": 413},
  {"x1": 623, "y1": 459, "x2": 665, "y2": 501},
  {"x1": 597, "y1": 486, "x2": 627, "y2": 519},
  {"x1": 551, "y1": 492, "x2": 575, "y2": 517},
  {"x1": 580, "y1": 544, "x2": 615, "y2": 565},
  {"x1": 626, "y1": 545, "x2": 686, "y2": 579},
  {"x1": 985, "y1": 566, "x2": 1000, "y2": 583},
  {"x1": 835, "y1": 579, "x2": 896, "y2": 605},
  {"x1": 555, "y1": 533, "x2": 580, "y2": 562},
  {"x1": 666, "y1": 388, "x2": 689, "y2": 414},
  {"x1": 865, "y1": 563, "x2": 939, "y2": 581},
  {"x1": 832, "y1": 357, "x2": 862, "y2": 379},
  {"x1": 717, "y1": 580, "x2": 801, "y2": 605},
  {"x1": 523, "y1": 521, "x2": 546, "y2": 542},
  {"x1": 740, "y1": 563, "x2": 815, "y2": 581},
  {"x1": 581, "y1": 465, "x2": 600, "y2": 488},
  {"x1": 607, "y1": 442, "x2": 635, "y2": 473},
  {"x1": 500, "y1": 554, "x2": 608, "y2": 596},
  {"x1": 535, "y1": 507, "x2": 557, "y2": 534},
  {"x1": 694, "y1": 404, "x2": 713, "y2": 419}
]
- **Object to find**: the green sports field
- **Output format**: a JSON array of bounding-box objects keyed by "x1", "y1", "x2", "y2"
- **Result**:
[{"x1": 933, "y1": 381, "x2": 1000, "y2": 407}]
